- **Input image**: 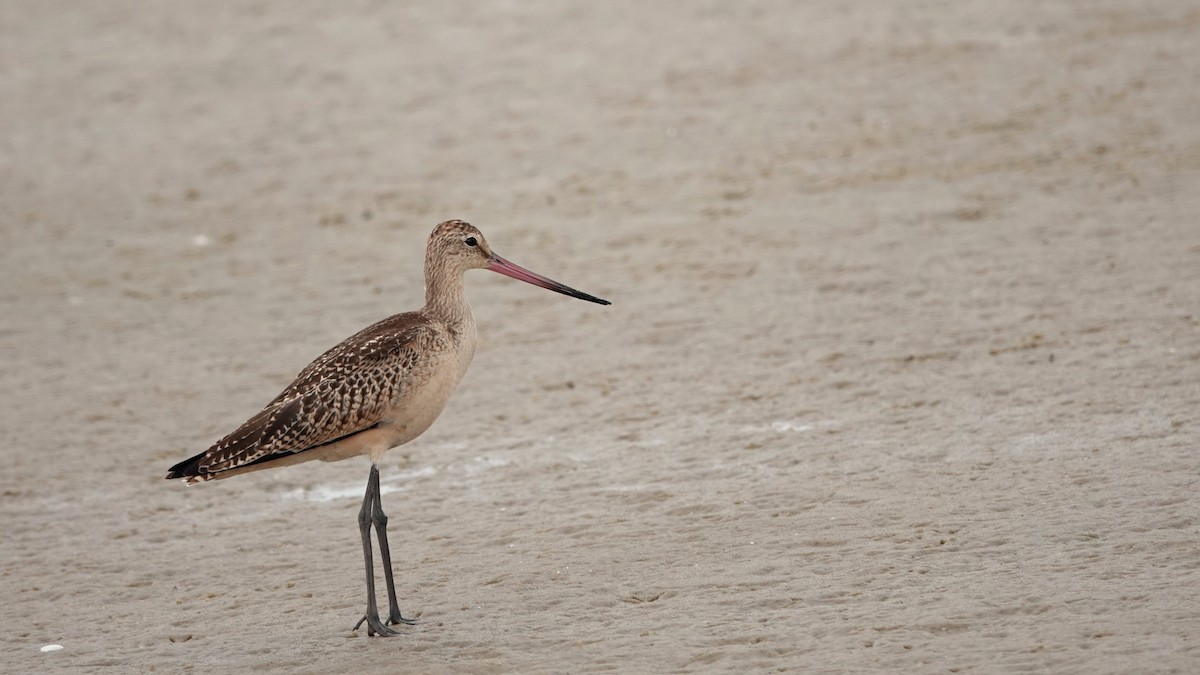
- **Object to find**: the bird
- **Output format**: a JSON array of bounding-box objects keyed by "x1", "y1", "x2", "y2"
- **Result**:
[{"x1": 166, "y1": 219, "x2": 610, "y2": 636}]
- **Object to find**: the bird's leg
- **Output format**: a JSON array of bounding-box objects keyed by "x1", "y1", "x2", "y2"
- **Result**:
[
  {"x1": 372, "y1": 480, "x2": 418, "y2": 626},
  {"x1": 353, "y1": 465, "x2": 400, "y2": 637}
]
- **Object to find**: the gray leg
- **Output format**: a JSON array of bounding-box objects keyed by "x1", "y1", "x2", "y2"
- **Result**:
[
  {"x1": 373, "y1": 484, "x2": 418, "y2": 626},
  {"x1": 353, "y1": 465, "x2": 400, "y2": 636}
]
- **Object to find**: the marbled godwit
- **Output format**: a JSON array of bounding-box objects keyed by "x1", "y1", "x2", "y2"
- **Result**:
[{"x1": 166, "y1": 220, "x2": 609, "y2": 636}]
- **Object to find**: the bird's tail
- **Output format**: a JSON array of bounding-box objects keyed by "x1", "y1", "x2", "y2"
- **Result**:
[{"x1": 165, "y1": 451, "x2": 211, "y2": 484}]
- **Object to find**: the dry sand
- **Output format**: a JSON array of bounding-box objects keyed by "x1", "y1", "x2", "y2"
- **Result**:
[{"x1": 3, "y1": 1, "x2": 1200, "y2": 672}]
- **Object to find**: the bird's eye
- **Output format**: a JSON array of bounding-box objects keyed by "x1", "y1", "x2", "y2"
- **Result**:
[{"x1": 464, "y1": 236, "x2": 478, "y2": 247}]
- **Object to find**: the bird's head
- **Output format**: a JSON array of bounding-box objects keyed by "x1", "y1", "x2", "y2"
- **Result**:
[{"x1": 426, "y1": 220, "x2": 610, "y2": 305}]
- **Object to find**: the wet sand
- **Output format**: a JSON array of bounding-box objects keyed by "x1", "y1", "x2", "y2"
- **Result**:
[{"x1": 3, "y1": 1, "x2": 1199, "y2": 672}]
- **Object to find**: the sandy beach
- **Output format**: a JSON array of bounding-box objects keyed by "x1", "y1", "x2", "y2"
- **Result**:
[{"x1": 3, "y1": 1, "x2": 1199, "y2": 672}]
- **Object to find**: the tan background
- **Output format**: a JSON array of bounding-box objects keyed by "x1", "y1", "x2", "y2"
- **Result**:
[{"x1": 3, "y1": 1, "x2": 1199, "y2": 672}]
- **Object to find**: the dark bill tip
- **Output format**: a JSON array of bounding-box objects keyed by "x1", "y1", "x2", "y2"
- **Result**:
[{"x1": 488, "y1": 255, "x2": 611, "y2": 306}]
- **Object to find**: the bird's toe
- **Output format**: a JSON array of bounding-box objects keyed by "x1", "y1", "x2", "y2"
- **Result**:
[
  {"x1": 388, "y1": 611, "x2": 418, "y2": 626},
  {"x1": 355, "y1": 614, "x2": 403, "y2": 637}
]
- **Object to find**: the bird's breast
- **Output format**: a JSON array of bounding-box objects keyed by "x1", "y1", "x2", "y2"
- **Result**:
[{"x1": 382, "y1": 319, "x2": 476, "y2": 448}]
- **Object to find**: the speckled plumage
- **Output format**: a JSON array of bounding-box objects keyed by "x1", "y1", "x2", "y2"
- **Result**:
[
  {"x1": 177, "y1": 318, "x2": 445, "y2": 480},
  {"x1": 167, "y1": 221, "x2": 485, "y2": 483}
]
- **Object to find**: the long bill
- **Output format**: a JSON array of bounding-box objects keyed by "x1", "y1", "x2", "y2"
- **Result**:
[{"x1": 488, "y1": 254, "x2": 611, "y2": 305}]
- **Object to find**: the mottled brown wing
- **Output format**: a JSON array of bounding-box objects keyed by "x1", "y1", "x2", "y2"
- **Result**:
[{"x1": 195, "y1": 313, "x2": 437, "y2": 476}]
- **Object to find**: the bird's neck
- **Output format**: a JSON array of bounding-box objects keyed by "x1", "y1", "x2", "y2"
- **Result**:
[{"x1": 423, "y1": 264, "x2": 473, "y2": 327}]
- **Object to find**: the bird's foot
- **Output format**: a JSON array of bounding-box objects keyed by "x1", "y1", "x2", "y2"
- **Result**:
[
  {"x1": 354, "y1": 612, "x2": 402, "y2": 637},
  {"x1": 387, "y1": 610, "x2": 418, "y2": 626}
]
